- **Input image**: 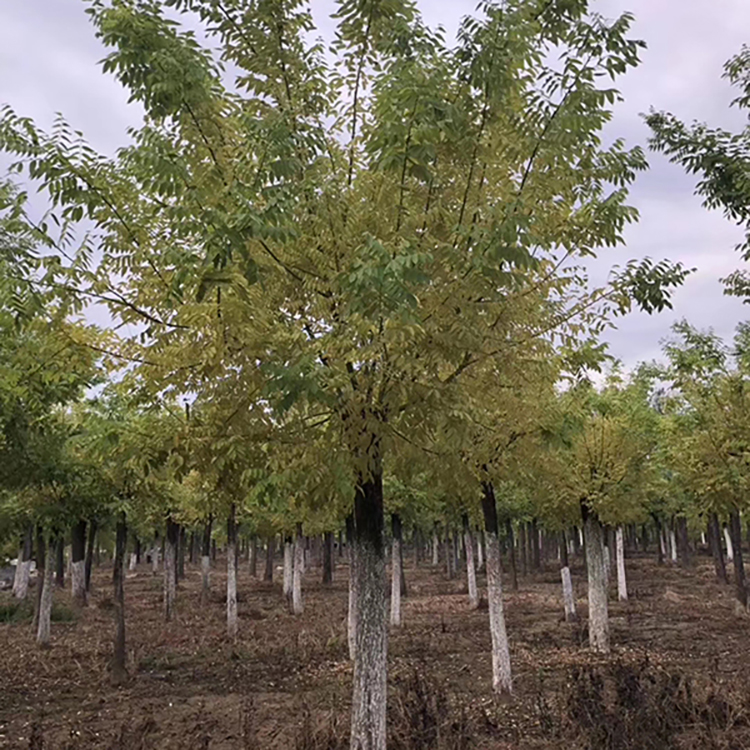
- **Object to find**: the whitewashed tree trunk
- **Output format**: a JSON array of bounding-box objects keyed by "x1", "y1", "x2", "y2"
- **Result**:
[
  {"x1": 201, "y1": 555, "x2": 210, "y2": 603},
  {"x1": 292, "y1": 525, "x2": 304, "y2": 615},
  {"x1": 164, "y1": 527, "x2": 177, "y2": 622},
  {"x1": 724, "y1": 526, "x2": 735, "y2": 562},
  {"x1": 701, "y1": 532, "x2": 707, "y2": 546},
  {"x1": 477, "y1": 532, "x2": 484, "y2": 571},
  {"x1": 283, "y1": 538, "x2": 293, "y2": 603},
  {"x1": 226, "y1": 536, "x2": 238, "y2": 639},
  {"x1": 583, "y1": 510, "x2": 609, "y2": 653},
  {"x1": 431, "y1": 532, "x2": 439, "y2": 566},
  {"x1": 464, "y1": 520, "x2": 479, "y2": 610},
  {"x1": 128, "y1": 553, "x2": 137, "y2": 571},
  {"x1": 390, "y1": 536, "x2": 402, "y2": 627},
  {"x1": 36, "y1": 556, "x2": 54, "y2": 647},
  {"x1": 71, "y1": 560, "x2": 86, "y2": 605},
  {"x1": 561, "y1": 566, "x2": 576, "y2": 621},
  {"x1": 13, "y1": 559, "x2": 31, "y2": 600},
  {"x1": 669, "y1": 529, "x2": 678, "y2": 563},
  {"x1": 603, "y1": 545, "x2": 611, "y2": 580},
  {"x1": 151, "y1": 546, "x2": 159, "y2": 575},
  {"x1": 485, "y1": 530, "x2": 512, "y2": 693},
  {"x1": 616, "y1": 527, "x2": 628, "y2": 602}
]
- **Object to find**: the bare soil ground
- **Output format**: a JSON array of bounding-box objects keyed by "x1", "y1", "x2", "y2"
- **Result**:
[{"x1": 2, "y1": 551, "x2": 750, "y2": 749}]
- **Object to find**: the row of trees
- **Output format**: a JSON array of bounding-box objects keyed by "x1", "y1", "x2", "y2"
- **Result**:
[{"x1": 4, "y1": 0, "x2": 750, "y2": 748}]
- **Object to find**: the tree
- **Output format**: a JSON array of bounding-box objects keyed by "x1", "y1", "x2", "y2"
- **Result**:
[{"x1": 0, "y1": 0, "x2": 689, "y2": 744}]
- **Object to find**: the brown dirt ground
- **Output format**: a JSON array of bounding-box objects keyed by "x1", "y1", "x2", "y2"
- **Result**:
[{"x1": 1, "y1": 550, "x2": 749, "y2": 749}]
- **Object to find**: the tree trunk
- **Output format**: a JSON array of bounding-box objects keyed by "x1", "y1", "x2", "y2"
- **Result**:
[
  {"x1": 481, "y1": 483, "x2": 512, "y2": 694},
  {"x1": 654, "y1": 516, "x2": 664, "y2": 565},
  {"x1": 350, "y1": 466, "x2": 387, "y2": 750},
  {"x1": 55, "y1": 535, "x2": 65, "y2": 588},
  {"x1": 164, "y1": 517, "x2": 178, "y2": 621},
  {"x1": 477, "y1": 529, "x2": 484, "y2": 572},
  {"x1": 444, "y1": 529, "x2": 454, "y2": 580},
  {"x1": 249, "y1": 536, "x2": 257, "y2": 578},
  {"x1": 36, "y1": 534, "x2": 55, "y2": 648},
  {"x1": 431, "y1": 525, "x2": 439, "y2": 566},
  {"x1": 227, "y1": 504, "x2": 238, "y2": 639},
  {"x1": 188, "y1": 532, "x2": 196, "y2": 565},
  {"x1": 346, "y1": 514, "x2": 357, "y2": 662},
  {"x1": 71, "y1": 520, "x2": 87, "y2": 606},
  {"x1": 519, "y1": 522, "x2": 528, "y2": 577},
  {"x1": 708, "y1": 513, "x2": 728, "y2": 584},
  {"x1": 724, "y1": 526, "x2": 735, "y2": 562},
  {"x1": 505, "y1": 519, "x2": 518, "y2": 591},
  {"x1": 151, "y1": 536, "x2": 160, "y2": 576},
  {"x1": 83, "y1": 520, "x2": 96, "y2": 593},
  {"x1": 560, "y1": 531, "x2": 576, "y2": 622},
  {"x1": 463, "y1": 514, "x2": 479, "y2": 610},
  {"x1": 669, "y1": 526, "x2": 678, "y2": 563},
  {"x1": 323, "y1": 531, "x2": 334, "y2": 585},
  {"x1": 200, "y1": 515, "x2": 212, "y2": 606},
  {"x1": 292, "y1": 524, "x2": 304, "y2": 615},
  {"x1": 12, "y1": 524, "x2": 33, "y2": 600},
  {"x1": 177, "y1": 525, "x2": 186, "y2": 581},
  {"x1": 582, "y1": 505, "x2": 609, "y2": 654},
  {"x1": 283, "y1": 536, "x2": 293, "y2": 604},
  {"x1": 676, "y1": 516, "x2": 692, "y2": 568},
  {"x1": 112, "y1": 511, "x2": 127, "y2": 685},
  {"x1": 729, "y1": 509, "x2": 747, "y2": 610},
  {"x1": 32, "y1": 526, "x2": 46, "y2": 631},
  {"x1": 530, "y1": 518, "x2": 541, "y2": 571},
  {"x1": 264, "y1": 535, "x2": 275, "y2": 582},
  {"x1": 616, "y1": 526, "x2": 628, "y2": 602},
  {"x1": 390, "y1": 514, "x2": 403, "y2": 627}
]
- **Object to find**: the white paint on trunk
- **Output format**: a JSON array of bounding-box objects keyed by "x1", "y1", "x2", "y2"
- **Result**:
[
  {"x1": 603, "y1": 546, "x2": 611, "y2": 580},
  {"x1": 464, "y1": 530, "x2": 479, "y2": 609},
  {"x1": 283, "y1": 540, "x2": 293, "y2": 600},
  {"x1": 201, "y1": 555, "x2": 210, "y2": 604},
  {"x1": 128, "y1": 553, "x2": 137, "y2": 571},
  {"x1": 669, "y1": 529, "x2": 678, "y2": 563},
  {"x1": 701, "y1": 532, "x2": 707, "y2": 546},
  {"x1": 431, "y1": 533, "x2": 439, "y2": 566},
  {"x1": 292, "y1": 535, "x2": 304, "y2": 615},
  {"x1": 583, "y1": 513, "x2": 609, "y2": 653},
  {"x1": 164, "y1": 538, "x2": 176, "y2": 621},
  {"x1": 36, "y1": 562, "x2": 54, "y2": 647},
  {"x1": 476, "y1": 533, "x2": 484, "y2": 571},
  {"x1": 71, "y1": 560, "x2": 86, "y2": 606},
  {"x1": 578, "y1": 528, "x2": 584, "y2": 547},
  {"x1": 13, "y1": 559, "x2": 31, "y2": 600},
  {"x1": 561, "y1": 565, "x2": 576, "y2": 621},
  {"x1": 350, "y1": 537, "x2": 387, "y2": 750},
  {"x1": 151, "y1": 546, "x2": 159, "y2": 575},
  {"x1": 616, "y1": 527, "x2": 628, "y2": 602},
  {"x1": 659, "y1": 529, "x2": 666, "y2": 557},
  {"x1": 390, "y1": 535, "x2": 402, "y2": 626},
  {"x1": 227, "y1": 542, "x2": 238, "y2": 639},
  {"x1": 485, "y1": 531, "x2": 512, "y2": 693},
  {"x1": 724, "y1": 527, "x2": 735, "y2": 562},
  {"x1": 348, "y1": 541, "x2": 357, "y2": 661}
]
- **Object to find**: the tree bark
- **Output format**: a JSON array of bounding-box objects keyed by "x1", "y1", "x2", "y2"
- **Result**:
[
  {"x1": 55, "y1": 535, "x2": 65, "y2": 589},
  {"x1": 323, "y1": 531, "x2": 334, "y2": 584},
  {"x1": 582, "y1": 504, "x2": 609, "y2": 654},
  {"x1": 560, "y1": 531, "x2": 576, "y2": 622},
  {"x1": 390, "y1": 514, "x2": 402, "y2": 626},
  {"x1": 481, "y1": 483, "x2": 512, "y2": 694},
  {"x1": 519, "y1": 521, "x2": 528, "y2": 577},
  {"x1": 264, "y1": 535, "x2": 275, "y2": 582},
  {"x1": 505, "y1": 518, "x2": 518, "y2": 591},
  {"x1": 200, "y1": 515, "x2": 212, "y2": 606},
  {"x1": 724, "y1": 525, "x2": 735, "y2": 562},
  {"x1": 36, "y1": 534, "x2": 55, "y2": 648},
  {"x1": 350, "y1": 467, "x2": 387, "y2": 750},
  {"x1": 112, "y1": 511, "x2": 127, "y2": 685},
  {"x1": 32, "y1": 526, "x2": 46, "y2": 631},
  {"x1": 530, "y1": 518, "x2": 541, "y2": 570},
  {"x1": 676, "y1": 516, "x2": 692, "y2": 568},
  {"x1": 283, "y1": 536, "x2": 293, "y2": 604},
  {"x1": 12, "y1": 524, "x2": 33, "y2": 600},
  {"x1": 227, "y1": 504, "x2": 238, "y2": 640},
  {"x1": 477, "y1": 529, "x2": 484, "y2": 572},
  {"x1": 431, "y1": 524, "x2": 439, "y2": 566},
  {"x1": 708, "y1": 513, "x2": 728, "y2": 584},
  {"x1": 669, "y1": 525, "x2": 678, "y2": 563},
  {"x1": 249, "y1": 535, "x2": 257, "y2": 578},
  {"x1": 654, "y1": 516, "x2": 664, "y2": 565},
  {"x1": 177, "y1": 525, "x2": 186, "y2": 581},
  {"x1": 292, "y1": 523, "x2": 304, "y2": 615},
  {"x1": 463, "y1": 514, "x2": 479, "y2": 610},
  {"x1": 71, "y1": 520, "x2": 87, "y2": 606},
  {"x1": 84, "y1": 519, "x2": 97, "y2": 593},
  {"x1": 444, "y1": 529, "x2": 454, "y2": 579},
  {"x1": 616, "y1": 526, "x2": 628, "y2": 602},
  {"x1": 346, "y1": 514, "x2": 357, "y2": 662},
  {"x1": 164, "y1": 517, "x2": 178, "y2": 621},
  {"x1": 729, "y1": 508, "x2": 747, "y2": 610}
]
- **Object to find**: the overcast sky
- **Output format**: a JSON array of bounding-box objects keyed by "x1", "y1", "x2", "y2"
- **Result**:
[{"x1": 1, "y1": 0, "x2": 749, "y2": 368}]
